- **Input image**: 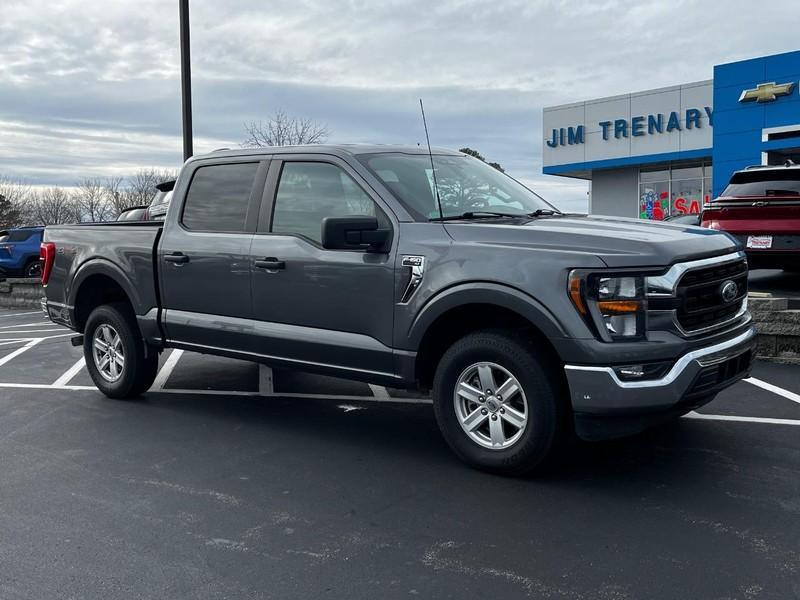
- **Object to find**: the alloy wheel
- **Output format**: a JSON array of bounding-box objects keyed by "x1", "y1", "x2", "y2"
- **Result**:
[
  {"x1": 92, "y1": 324, "x2": 125, "y2": 382},
  {"x1": 453, "y1": 361, "x2": 528, "y2": 450}
]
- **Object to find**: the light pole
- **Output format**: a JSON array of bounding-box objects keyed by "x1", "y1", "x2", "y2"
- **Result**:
[{"x1": 179, "y1": 0, "x2": 193, "y2": 161}]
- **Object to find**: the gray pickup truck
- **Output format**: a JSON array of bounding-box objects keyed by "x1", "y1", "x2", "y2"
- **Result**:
[{"x1": 41, "y1": 145, "x2": 756, "y2": 474}]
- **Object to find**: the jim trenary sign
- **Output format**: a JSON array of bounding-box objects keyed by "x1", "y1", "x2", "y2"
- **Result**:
[{"x1": 546, "y1": 106, "x2": 714, "y2": 148}]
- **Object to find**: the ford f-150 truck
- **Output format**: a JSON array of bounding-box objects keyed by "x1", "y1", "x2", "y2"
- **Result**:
[
  {"x1": 41, "y1": 145, "x2": 756, "y2": 474},
  {"x1": 701, "y1": 163, "x2": 800, "y2": 271}
]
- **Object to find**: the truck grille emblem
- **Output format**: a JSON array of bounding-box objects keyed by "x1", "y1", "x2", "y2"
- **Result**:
[{"x1": 720, "y1": 280, "x2": 738, "y2": 303}]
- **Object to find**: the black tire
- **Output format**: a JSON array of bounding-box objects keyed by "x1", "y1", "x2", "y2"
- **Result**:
[
  {"x1": 83, "y1": 302, "x2": 158, "y2": 399},
  {"x1": 432, "y1": 330, "x2": 567, "y2": 476},
  {"x1": 23, "y1": 258, "x2": 41, "y2": 279}
]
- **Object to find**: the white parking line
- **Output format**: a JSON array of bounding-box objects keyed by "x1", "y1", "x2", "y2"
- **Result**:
[
  {"x1": 745, "y1": 377, "x2": 800, "y2": 406},
  {"x1": 152, "y1": 349, "x2": 184, "y2": 390},
  {"x1": 0, "y1": 338, "x2": 43, "y2": 367},
  {"x1": 0, "y1": 382, "x2": 95, "y2": 391},
  {"x1": 0, "y1": 339, "x2": 31, "y2": 347},
  {"x1": 687, "y1": 412, "x2": 800, "y2": 427},
  {"x1": 52, "y1": 357, "x2": 86, "y2": 387},
  {"x1": 0, "y1": 322, "x2": 50, "y2": 329},
  {"x1": 39, "y1": 332, "x2": 79, "y2": 340},
  {"x1": 0, "y1": 382, "x2": 796, "y2": 422},
  {"x1": 0, "y1": 311, "x2": 43, "y2": 318},
  {"x1": 0, "y1": 328, "x2": 66, "y2": 334}
]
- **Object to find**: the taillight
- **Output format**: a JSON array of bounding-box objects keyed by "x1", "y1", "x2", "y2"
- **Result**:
[{"x1": 40, "y1": 242, "x2": 56, "y2": 285}]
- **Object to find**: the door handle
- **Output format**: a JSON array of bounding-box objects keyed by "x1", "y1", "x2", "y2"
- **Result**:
[
  {"x1": 165, "y1": 253, "x2": 189, "y2": 264},
  {"x1": 254, "y1": 257, "x2": 286, "y2": 270}
]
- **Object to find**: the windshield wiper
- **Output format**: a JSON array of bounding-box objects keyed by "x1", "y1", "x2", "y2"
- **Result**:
[
  {"x1": 528, "y1": 208, "x2": 560, "y2": 217},
  {"x1": 430, "y1": 208, "x2": 562, "y2": 222},
  {"x1": 429, "y1": 211, "x2": 528, "y2": 221}
]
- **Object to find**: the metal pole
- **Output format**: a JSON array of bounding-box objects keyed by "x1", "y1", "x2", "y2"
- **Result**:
[{"x1": 179, "y1": 0, "x2": 193, "y2": 160}]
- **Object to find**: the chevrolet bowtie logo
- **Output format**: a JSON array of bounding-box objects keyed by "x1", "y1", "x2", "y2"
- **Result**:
[{"x1": 739, "y1": 81, "x2": 795, "y2": 103}]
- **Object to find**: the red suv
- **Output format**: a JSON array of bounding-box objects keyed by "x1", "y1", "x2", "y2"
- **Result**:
[{"x1": 701, "y1": 164, "x2": 800, "y2": 271}]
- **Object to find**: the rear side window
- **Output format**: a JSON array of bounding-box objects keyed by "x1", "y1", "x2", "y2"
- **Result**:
[
  {"x1": 182, "y1": 163, "x2": 259, "y2": 232},
  {"x1": 721, "y1": 169, "x2": 800, "y2": 197},
  {"x1": 6, "y1": 230, "x2": 34, "y2": 242}
]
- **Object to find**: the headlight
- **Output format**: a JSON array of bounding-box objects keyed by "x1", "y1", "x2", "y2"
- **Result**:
[{"x1": 568, "y1": 272, "x2": 647, "y2": 341}]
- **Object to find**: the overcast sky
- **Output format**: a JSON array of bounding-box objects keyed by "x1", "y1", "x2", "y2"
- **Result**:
[{"x1": 1, "y1": 0, "x2": 799, "y2": 212}]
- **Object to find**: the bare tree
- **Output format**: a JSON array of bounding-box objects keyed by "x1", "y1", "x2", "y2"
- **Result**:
[
  {"x1": 121, "y1": 168, "x2": 177, "y2": 212},
  {"x1": 28, "y1": 187, "x2": 76, "y2": 225},
  {"x1": 76, "y1": 177, "x2": 113, "y2": 222},
  {"x1": 242, "y1": 109, "x2": 329, "y2": 147},
  {"x1": 0, "y1": 176, "x2": 29, "y2": 228},
  {"x1": 103, "y1": 176, "x2": 127, "y2": 218}
]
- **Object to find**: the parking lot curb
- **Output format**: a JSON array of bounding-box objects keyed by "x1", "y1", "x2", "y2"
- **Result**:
[
  {"x1": 750, "y1": 295, "x2": 800, "y2": 364},
  {"x1": 0, "y1": 279, "x2": 43, "y2": 309}
]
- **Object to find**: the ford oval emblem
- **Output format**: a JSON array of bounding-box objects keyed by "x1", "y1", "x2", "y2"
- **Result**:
[{"x1": 720, "y1": 280, "x2": 738, "y2": 303}]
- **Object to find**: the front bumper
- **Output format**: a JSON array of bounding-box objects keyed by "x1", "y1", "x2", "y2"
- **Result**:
[{"x1": 565, "y1": 326, "x2": 756, "y2": 440}]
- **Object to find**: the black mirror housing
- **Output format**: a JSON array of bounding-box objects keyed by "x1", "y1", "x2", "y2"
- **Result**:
[{"x1": 321, "y1": 216, "x2": 390, "y2": 251}]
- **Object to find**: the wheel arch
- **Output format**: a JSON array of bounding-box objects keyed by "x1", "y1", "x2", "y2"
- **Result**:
[
  {"x1": 69, "y1": 260, "x2": 141, "y2": 333},
  {"x1": 409, "y1": 283, "x2": 568, "y2": 391}
]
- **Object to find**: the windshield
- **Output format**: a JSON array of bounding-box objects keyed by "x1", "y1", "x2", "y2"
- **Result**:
[
  {"x1": 358, "y1": 153, "x2": 555, "y2": 220},
  {"x1": 721, "y1": 169, "x2": 800, "y2": 197}
]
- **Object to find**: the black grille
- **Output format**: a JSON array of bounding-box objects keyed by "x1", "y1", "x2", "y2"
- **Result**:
[
  {"x1": 688, "y1": 350, "x2": 752, "y2": 396},
  {"x1": 676, "y1": 259, "x2": 748, "y2": 332}
]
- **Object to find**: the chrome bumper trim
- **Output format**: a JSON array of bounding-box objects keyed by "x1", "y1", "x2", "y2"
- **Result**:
[
  {"x1": 564, "y1": 327, "x2": 756, "y2": 413},
  {"x1": 565, "y1": 327, "x2": 755, "y2": 389}
]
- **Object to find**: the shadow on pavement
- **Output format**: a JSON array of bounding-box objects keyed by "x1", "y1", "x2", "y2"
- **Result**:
[{"x1": 749, "y1": 269, "x2": 800, "y2": 297}]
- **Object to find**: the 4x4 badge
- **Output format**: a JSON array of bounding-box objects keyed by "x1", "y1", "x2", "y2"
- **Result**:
[{"x1": 400, "y1": 255, "x2": 425, "y2": 303}]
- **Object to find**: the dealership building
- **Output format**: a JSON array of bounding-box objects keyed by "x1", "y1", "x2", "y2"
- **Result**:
[{"x1": 542, "y1": 49, "x2": 800, "y2": 220}]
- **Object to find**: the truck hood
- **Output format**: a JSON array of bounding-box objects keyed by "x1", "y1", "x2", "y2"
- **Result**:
[{"x1": 443, "y1": 214, "x2": 739, "y2": 268}]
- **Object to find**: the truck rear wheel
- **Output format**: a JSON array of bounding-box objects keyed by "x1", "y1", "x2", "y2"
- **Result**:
[
  {"x1": 84, "y1": 302, "x2": 158, "y2": 399},
  {"x1": 432, "y1": 330, "x2": 565, "y2": 476}
]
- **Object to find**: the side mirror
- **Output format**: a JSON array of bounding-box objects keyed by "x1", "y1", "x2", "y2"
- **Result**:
[{"x1": 322, "y1": 216, "x2": 390, "y2": 251}]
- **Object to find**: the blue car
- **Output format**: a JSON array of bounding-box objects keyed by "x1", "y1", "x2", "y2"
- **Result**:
[{"x1": 0, "y1": 226, "x2": 45, "y2": 278}]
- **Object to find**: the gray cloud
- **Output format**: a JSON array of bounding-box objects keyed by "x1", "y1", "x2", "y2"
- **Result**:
[{"x1": 1, "y1": 0, "x2": 798, "y2": 212}]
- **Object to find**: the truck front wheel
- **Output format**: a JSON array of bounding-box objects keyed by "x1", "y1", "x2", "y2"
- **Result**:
[
  {"x1": 432, "y1": 330, "x2": 565, "y2": 476},
  {"x1": 84, "y1": 303, "x2": 158, "y2": 399}
]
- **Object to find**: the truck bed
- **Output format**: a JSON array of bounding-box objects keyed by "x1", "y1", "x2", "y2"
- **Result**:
[{"x1": 42, "y1": 221, "x2": 164, "y2": 334}]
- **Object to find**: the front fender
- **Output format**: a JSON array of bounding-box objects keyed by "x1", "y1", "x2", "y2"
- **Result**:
[{"x1": 405, "y1": 282, "x2": 568, "y2": 350}]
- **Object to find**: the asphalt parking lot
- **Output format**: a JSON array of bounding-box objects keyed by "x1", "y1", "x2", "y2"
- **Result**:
[{"x1": 0, "y1": 309, "x2": 799, "y2": 599}]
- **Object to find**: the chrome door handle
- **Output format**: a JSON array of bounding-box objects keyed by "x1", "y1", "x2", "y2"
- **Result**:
[
  {"x1": 164, "y1": 253, "x2": 189, "y2": 264},
  {"x1": 254, "y1": 258, "x2": 286, "y2": 270}
]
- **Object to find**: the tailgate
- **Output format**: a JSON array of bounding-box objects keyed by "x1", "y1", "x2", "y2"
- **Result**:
[
  {"x1": 703, "y1": 199, "x2": 800, "y2": 252},
  {"x1": 706, "y1": 199, "x2": 800, "y2": 234}
]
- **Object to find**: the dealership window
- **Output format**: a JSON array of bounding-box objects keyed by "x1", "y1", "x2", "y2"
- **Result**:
[{"x1": 638, "y1": 163, "x2": 712, "y2": 220}]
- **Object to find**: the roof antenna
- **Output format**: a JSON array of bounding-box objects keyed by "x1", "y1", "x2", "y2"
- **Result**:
[{"x1": 419, "y1": 98, "x2": 444, "y2": 220}]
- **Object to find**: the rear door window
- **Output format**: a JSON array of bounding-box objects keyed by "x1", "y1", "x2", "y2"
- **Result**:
[{"x1": 182, "y1": 163, "x2": 259, "y2": 232}]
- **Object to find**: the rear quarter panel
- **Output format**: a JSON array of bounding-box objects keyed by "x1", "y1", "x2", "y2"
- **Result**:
[{"x1": 43, "y1": 223, "x2": 162, "y2": 316}]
